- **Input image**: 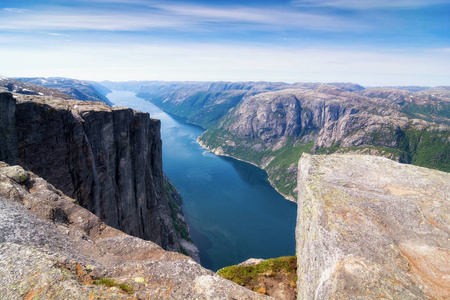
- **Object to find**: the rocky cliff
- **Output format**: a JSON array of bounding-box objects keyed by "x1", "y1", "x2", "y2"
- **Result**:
[
  {"x1": 0, "y1": 91, "x2": 198, "y2": 260},
  {"x1": 296, "y1": 153, "x2": 450, "y2": 299},
  {"x1": 199, "y1": 85, "x2": 450, "y2": 200},
  {"x1": 0, "y1": 163, "x2": 270, "y2": 299}
]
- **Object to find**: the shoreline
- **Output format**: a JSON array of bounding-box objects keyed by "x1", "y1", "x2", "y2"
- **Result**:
[
  {"x1": 133, "y1": 92, "x2": 297, "y2": 204},
  {"x1": 197, "y1": 137, "x2": 297, "y2": 203}
]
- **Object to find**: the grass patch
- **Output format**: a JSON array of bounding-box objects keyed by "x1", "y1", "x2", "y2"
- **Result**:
[
  {"x1": 93, "y1": 278, "x2": 116, "y2": 287},
  {"x1": 217, "y1": 256, "x2": 297, "y2": 289},
  {"x1": 118, "y1": 284, "x2": 134, "y2": 294},
  {"x1": 93, "y1": 278, "x2": 134, "y2": 294}
]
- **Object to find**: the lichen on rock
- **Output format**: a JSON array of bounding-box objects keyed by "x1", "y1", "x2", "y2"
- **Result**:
[{"x1": 296, "y1": 153, "x2": 450, "y2": 300}]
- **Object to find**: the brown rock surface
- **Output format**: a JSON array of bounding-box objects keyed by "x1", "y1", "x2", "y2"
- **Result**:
[
  {"x1": 0, "y1": 162, "x2": 271, "y2": 299},
  {"x1": 296, "y1": 154, "x2": 450, "y2": 300}
]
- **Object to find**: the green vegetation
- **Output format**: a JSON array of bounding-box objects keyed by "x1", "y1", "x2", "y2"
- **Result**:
[
  {"x1": 266, "y1": 143, "x2": 314, "y2": 197},
  {"x1": 165, "y1": 180, "x2": 193, "y2": 243},
  {"x1": 201, "y1": 128, "x2": 314, "y2": 199},
  {"x1": 400, "y1": 130, "x2": 450, "y2": 172},
  {"x1": 217, "y1": 256, "x2": 297, "y2": 291},
  {"x1": 140, "y1": 90, "x2": 247, "y2": 129},
  {"x1": 93, "y1": 278, "x2": 134, "y2": 294},
  {"x1": 401, "y1": 102, "x2": 450, "y2": 125},
  {"x1": 118, "y1": 283, "x2": 134, "y2": 294},
  {"x1": 93, "y1": 278, "x2": 116, "y2": 287},
  {"x1": 316, "y1": 129, "x2": 450, "y2": 172}
]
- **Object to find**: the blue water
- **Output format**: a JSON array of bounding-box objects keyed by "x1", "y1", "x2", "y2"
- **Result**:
[{"x1": 108, "y1": 90, "x2": 297, "y2": 271}]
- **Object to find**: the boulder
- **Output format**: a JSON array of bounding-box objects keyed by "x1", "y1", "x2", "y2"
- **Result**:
[{"x1": 296, "y1": 154, "x2": 450, "y2": 299}]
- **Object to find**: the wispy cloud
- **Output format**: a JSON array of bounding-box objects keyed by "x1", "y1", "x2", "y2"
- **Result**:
[
  {"x1": 3, "y1": 8, "x2": 29, "y2": 13},
  {"x1": 154, "y1": 3, "x2": 363, "y2": 31},
  {"x1": 41, "y1": 32, "x2": 71, "y2": 37},
  {"x1": 0, "y1": 3, "x2": 366, "y2": 33},
  {"x1": 292, "y1": 0, "x2": 450, "y2": 9}
]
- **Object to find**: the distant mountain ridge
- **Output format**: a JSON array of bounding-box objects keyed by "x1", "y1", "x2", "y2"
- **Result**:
[
  {"x1": 1, "y1": 76, "x2": 113, "y2": 105},
  {"x1": 101, "y1": 80, "x2": 450, "y2": 201}
]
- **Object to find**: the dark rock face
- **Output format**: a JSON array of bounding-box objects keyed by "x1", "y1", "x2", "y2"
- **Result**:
[
  {"x1": 0, "y1": 92, "x2": 17, "y2": 165},
  {"x1": 296, "y1": 154, "x2": 450, "y2": 300},
  {"x1": 0, "y1": 92, "x2": 196, "y2": 257},
  {"x1": 0, "y1": 163, "x2": 269, "y2": 299}
]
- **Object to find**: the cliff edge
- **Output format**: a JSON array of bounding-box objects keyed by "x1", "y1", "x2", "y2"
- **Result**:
[
  {"x1": 0, "y1": 91, "x2": 198, "y2": 260},
  {"x1": 0, "y1": 162, "x2": 270, "y2": 299},
  {"x1": 296, "y1": 154, "x2": 450, "y2": 299}
]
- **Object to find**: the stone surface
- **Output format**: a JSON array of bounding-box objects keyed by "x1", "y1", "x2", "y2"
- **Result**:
[
  {"x1": 296, "y1": 153, "x2": 450, "y2": 300},
  {"x1": 0, "y1": 163, "x2": 271, "y2": 299},
  {"x1": 0, "y1": 92, "x2": 17, "y2": 165},
  {"x1": 0, "y1": 91, "x2": 197, "y2": 259}
]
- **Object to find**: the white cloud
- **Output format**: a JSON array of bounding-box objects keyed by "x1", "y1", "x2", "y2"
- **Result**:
[
  {"x1": 292, "y1": 0, "x2": 450, "y2": 9},
  {"x1": 2, "y1": 8, "x2": 29, "y2": 13},
  {"x1": 0, "y1": 3, "x2": 365, "y2": 33},
  {"x1": 0, "y1": 39, "x2": 448, "y2": 86},
  {"x1": 155, "y1": 3, "x2": 363, "y2": 31}
]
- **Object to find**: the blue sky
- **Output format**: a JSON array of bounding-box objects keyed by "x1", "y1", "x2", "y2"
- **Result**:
[{"x1": 0, "y1": 0, "x2": 449, "y2": 86}]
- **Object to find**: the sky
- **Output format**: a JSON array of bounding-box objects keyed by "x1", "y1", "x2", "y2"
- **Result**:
[{"x1": 0, "y1": 0, "x2": 449, "y2": 86}]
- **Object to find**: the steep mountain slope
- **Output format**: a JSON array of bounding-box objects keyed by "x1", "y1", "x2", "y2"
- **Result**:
[
  {"x1": 0, "y1": 91, "x2": 198, "y2": 260},
  {"x1": 199, "y1": 85, "x2": 450, "y2": 200},
  {"x1": 15, "y1": 77, "x2": 113, "y2": 105}
]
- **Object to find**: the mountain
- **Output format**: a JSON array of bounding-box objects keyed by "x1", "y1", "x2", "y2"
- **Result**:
[
  {"x1": 101, "y1": 80, "x2": 290, "y2": 128},
  {"x1": 0, "y1": 90, "x2": 198, "y2": 261},
  {"x1": 105, "y1": 81, "x2": 449, "y2": 201},
  {"x1": 0, "y1": 76, "x2": 74, "y2": 99},
  {"x1": 15, "y1": 77, "x2": 113, "y2": 105}
]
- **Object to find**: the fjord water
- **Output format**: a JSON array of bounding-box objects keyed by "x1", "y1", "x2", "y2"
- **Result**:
[{"x1": 108, "y1": 91, "x2": 297, "y2": 271}]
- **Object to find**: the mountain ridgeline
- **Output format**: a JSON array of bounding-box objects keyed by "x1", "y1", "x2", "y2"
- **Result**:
[
  {"x1": 101, "y1": 81, "x2": 450, "y2": 201},
  {"x1": 0, "y1": 76, "x2": 112, "y2": 105}
]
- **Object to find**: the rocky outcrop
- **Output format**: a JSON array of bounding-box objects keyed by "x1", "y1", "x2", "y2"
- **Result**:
[
  {"x1": 296, "y1": 153, "x2": 450, "y2": 299},
  {"x1": 0, "y1": 163, "x2": 270, "y2": 299},
  {"x1": 0, "y1": 91, "x2": 197, "y2": 259}
]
